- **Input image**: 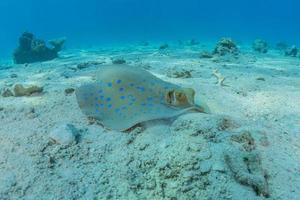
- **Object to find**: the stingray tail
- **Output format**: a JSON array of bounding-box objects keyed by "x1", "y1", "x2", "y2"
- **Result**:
[{"x1": 193, "y1": 102, "x2": 211, "y2": 114}]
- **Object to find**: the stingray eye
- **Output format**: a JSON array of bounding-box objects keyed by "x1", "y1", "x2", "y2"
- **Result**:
[
  {"x1": 176, "y1": 92, "x2": 184, "y2": 100},
  {"x1": 166, "y1": 90, "x2": 179, "y2": 105},
  {"x1": 166, "y1": 91, "x2": 173, "y2": 104}
]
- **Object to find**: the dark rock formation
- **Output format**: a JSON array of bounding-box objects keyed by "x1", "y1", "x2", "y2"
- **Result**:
[
  {"x1": 285, "y1": 46, "x2": 298, "y2": 57},
  {"x1": 159, "y1": 44, "x2": 169, "y2": 50},
  {"x1": 213, "y1": 38, "x2": 239, "y2": 56},
  {"x1": 13, "y1": 32, "x2": 65, "y2": 64},
  {"x1": 252, "y1": 39, "x2": 268, "y2": 53},
  {"x1": 276, "y1": 41, "x2": 288, "y2": 51},
  {"x1": 140, "y1": 41, "x2": 149, "y2": 46},
  {"x1": 187, "y1": 39, "x2": 199, "y2": 46},
  {"x1": 64, "y1": 88, "x2": 75, "y2": 95}
]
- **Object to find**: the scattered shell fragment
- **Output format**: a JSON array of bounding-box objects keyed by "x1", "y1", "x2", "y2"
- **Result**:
[{"x1": 49, "y1": 123, "x2": 78, "y2": 145}]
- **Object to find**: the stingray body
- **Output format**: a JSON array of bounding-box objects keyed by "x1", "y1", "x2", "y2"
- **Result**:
[{"x1": 76, "y1": 64, "x2": 204, "y2": 131}]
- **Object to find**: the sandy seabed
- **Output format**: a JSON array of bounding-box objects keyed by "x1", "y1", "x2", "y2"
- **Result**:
[{"x1": 0, "y1": 43, "x2": 300, "y2": 200}]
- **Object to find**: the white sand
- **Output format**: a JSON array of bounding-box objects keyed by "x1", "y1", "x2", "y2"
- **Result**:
[{"x1": 0, "y1": 44, "x2": 299, "y2": 199}]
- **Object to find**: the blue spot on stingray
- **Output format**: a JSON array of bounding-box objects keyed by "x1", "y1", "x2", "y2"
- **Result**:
[
  {"x1": 119, "y1": 87, "x2": 124, "y2": 92},
  {"x1": 106, "y1": 97, "x2": 111, "y2": 102},
  {"x1": 116, "y1": 79, "x2": 122, "y2": 84},
  {"x1": 129, "y1": 83, "x2": 135, "y2": 87},
  {"x1": 99, "y1": 103, "x2": 104, "y2": 107},
  {"x1": 136, "y1": 86, "x2": 145, "y2": 92},
  {"x1": 120, "y1": 96, "x2": 126, "y2": 100},
  {"x1": 107, "y1": 82, "x2": 112, "y2": 87},
  {"x1": 107, "y1": 104, "x2": 112, "y2": 108},
  {"x1": 99, "y1": 95, "x2": 104, "y2": 99},
  {"x1": 147, "y1": 97, "x2": 153, "y2": 101}
]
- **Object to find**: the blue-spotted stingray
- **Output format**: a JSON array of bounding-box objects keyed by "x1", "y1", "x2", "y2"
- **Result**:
[{"x1": 76, "y1": 64, "x2": 208, "y2": 131}]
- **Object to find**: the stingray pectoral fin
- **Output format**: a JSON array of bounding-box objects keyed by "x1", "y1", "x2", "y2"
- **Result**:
[{"x1": 75, "y1": 83, "x2": 99, "y2": 118}]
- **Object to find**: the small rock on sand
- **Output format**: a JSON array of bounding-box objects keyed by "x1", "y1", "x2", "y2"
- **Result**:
[
  {"x1": 64, "y1": 88, "x2": 75, "y2": 95},
  {"x1": 112, "y1": 58, "x2": 126, "y2": 64},
  {"x1": 10, "y1": 74, "x2": 18, "y2": 78},
  {"x1": 256, "y1": 77, "x2": 266, "y2": 81}
]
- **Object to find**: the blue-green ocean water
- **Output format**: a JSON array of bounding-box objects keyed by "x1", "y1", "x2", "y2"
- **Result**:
[{"x1": 0, "y1": 0, "x2": 299, "y2": 59}]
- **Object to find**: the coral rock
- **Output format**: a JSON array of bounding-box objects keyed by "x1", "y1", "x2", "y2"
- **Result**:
[
  {"x1": 252, "y1": 39, "x2": 268, "y2": 53},
  {"x1": 159, "y1": 44, "x2": 169, "y2": 50},
  {"x1": 13, "y1": 32, "x2": 65, "y2": 64},
  {"x1": 285, "y1": 45, "x2": 298, "y2": 57},
  {"x1": 213, "y1": 38, "x2": 239, "y2": 56},
  {"x1": 224, "y1": 149, "x2": 269, "y2": 197},
  {"x1": 276, "y1": 41, "x2": 288, "y2": 51},
  {"x1": 187, "y1": 39, "x2": 199, "y2": 46},
  {"x1": 13, "y1": 84, "x2": 43, "y2": 97},
  {"x1": 48, "y1": 38, "x2": 66, "y2": 52}
]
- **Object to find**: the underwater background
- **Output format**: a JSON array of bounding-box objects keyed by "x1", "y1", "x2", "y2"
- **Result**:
[
  {"x1": 1, "y1": 0, "x2": 300, "y2": 199},
  {"x1": 0, "y1": 0, "x2": 300, "y2": 59}
]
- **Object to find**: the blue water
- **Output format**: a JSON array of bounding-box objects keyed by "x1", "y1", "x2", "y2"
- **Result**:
[{"x1": 0, "y1": 0, "x2": 299, "y2": 59}]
